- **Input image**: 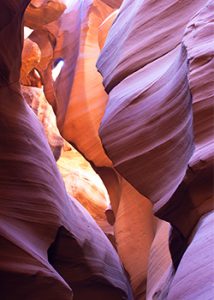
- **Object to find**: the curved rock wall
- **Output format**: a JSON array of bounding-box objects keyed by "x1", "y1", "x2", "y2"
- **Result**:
[
  {"x1": 97, "y1": 0, "x2": 214, "y2": 299},
  {"x1": 1, "y1": 0, "x2": 213, "y2": 299},
  {"x1": 0, "y1": 1, "x2": 133, "y2": 299}
]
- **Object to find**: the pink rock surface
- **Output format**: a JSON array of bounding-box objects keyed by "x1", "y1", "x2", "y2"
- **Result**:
[
  {"x1": 1, "y1": 0, "x2": 213, "y2": 299},
  {"x1": 97, "y1": 0, "x2": 214, "y2": 298},
  {"x1": 99, "y1": 45, "x2": 194, "y2": 210},
  {"x1": 167, "y1": 211, "x2": 214, "y2": 300},
  {"x1": 100, "y1": 0, "x2": 123, "y2": 9},
  {"x1": 98, "y1": 10, "x2": 118, "y2": 50},
  {"x1": 146, "y1": 220, "x2": 171, "y2": 300},
  {"x1": 0, "y1": 1, "x2": 132, "y2": 299},
  {"x1": 184, "y1": 0, "x2": 214, "y2": 170},
  {"x1": 97, "y1": 0, "x2": 205, "y2": 92}
]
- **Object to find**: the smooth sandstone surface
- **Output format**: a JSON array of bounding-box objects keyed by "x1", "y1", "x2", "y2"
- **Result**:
[
  {"x1": 61, "y1": 0, "x2": 113, "y2": 167},
  {"x1": 114, "y1": 179, "x2": 155, "y2": 300},
  {"x1": 100, "y1": 45, "x2": 194, "y2": 210},
  {"x1": 1, "y1": 0, "x2": 213, "y2": 299},
  {"x1": 0, "y1": 1, "x2": 133, "y2": 299},
  {"x1": 146, "y1": 221, "x2": 172, "y2": 300},
  {"x1": 22, "y1": 84, "x2": 113, "y2": 233},
  {"x1": 25, "y1": 0, "x2": 113, "y2": 167},
  {"x1": 97, "y1": 0, "x2": 214, "y2": 299},
  {"x1": 97, "y1": 0, "x2": 206, "y2": 92},
  {"x1": 100, "y1": 0, "x2": 123, "y2": 9}
]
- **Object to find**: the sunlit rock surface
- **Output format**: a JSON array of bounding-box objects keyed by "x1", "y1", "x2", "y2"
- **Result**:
[
  {"x1": 0, "y1": 1, "x2": 133, "y2": 299},
  {"x1": 61, "y1": 0, "x2": 113, "y2": 167},
  {"x1": 114, "y1": 179, "x2": 155, "y2": 300},
  {"x1": 1, "y1": 0, "x2": 213, "y2": 299},
  {"x1": 21, "y1": 39, "x2": 41, "y2": 86},
  {"x1": 24, "y1": 0, "x2": 66, "y2": 29},
  {"x1": 98, "y1": 10, "x2": 118, "y2": 50},
  {"x1": 21, "y1": 86, "x2": 64, "y2": 160},
  {"x1": 21, "y1": 84, "x2": 112, "y2": 234},
  {"x1": 57, "y1": 147, "x2": 113, "y2": 232}
]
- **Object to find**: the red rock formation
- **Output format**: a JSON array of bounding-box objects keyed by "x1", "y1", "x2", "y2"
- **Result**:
[
  {"x1": 100, "y1": 0, "x2": 123, "y2": 9},
  {"x1": 21, "y1": 86, "x2": 64, "y2": 160},
  {"x1": 0, "y1": 1, "x2": 133, "y2": 299},
  {"x1": 61, "y1": 0, "x2": 113, "y2": 167},
  {"x1": 24, "y1": 0, "x2": 84, "y2": 126},
  {"x1": 6, "y1": 0, "x2": 212, "y2": 299},
  {"x1": 98, "y1": 10, "x2": 118, "y2": 50},
  {"x1": 24, "y1": 0, "x2": 66, "y2": 30},
  {"x1": 21, "y1": 39, "x2": 41, "y2": 86},
  {"x1": 114, "y1": 179, "x2": 155, "y2": 300},
  {"x1": 22, "y1": 2, "x2": 165, "y2": 298}
]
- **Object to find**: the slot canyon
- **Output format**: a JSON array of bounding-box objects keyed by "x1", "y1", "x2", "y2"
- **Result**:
[{"x1": 0, "y1": 0, "x2": 213, "y2": 299}]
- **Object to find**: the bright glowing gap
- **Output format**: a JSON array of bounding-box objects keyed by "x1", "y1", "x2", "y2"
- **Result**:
[{"x1": 52, "y1": 59, "x2": 64, "y2": 81}]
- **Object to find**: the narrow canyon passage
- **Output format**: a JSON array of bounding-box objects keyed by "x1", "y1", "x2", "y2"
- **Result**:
[{"x1": 0, "y1": 1, "x2": 213, "y2": 300}]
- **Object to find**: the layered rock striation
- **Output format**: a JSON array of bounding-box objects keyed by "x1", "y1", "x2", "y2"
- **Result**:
[
  {"x1": 97, "y1": 0, "x2": 214, "y2": 299},
  {"x1": 0, "y1": 1, "x2": 133, "y2": 299}
]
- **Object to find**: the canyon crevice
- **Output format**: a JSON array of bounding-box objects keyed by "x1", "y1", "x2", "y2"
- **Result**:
[{"x1": 0, "y1": 1, "x2": 213, "y2": 299}]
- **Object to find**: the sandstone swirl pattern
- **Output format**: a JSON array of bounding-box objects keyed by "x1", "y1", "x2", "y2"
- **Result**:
[
  {"x1": 97, "y1": 0, "x2": 209, "y2": 210},
  {"x1": 97, "y1": 0, "x2": 214, "y2": 299},
  {"x1": 0, "y1": 1, "x2": 132, "y2": 299}
]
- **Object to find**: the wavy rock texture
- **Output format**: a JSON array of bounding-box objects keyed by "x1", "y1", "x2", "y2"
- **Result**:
[
  {"x1": 100, "y1": 0, "x2": 123, "y2": 9},
  {"x1": 97, "y1": 0, "x2": 213, "y2": 299},
  {"x1": 99, "y1": 45, "x2": 194, "y2": 210},
  {"x1": 97, "y1": 0, "x2": 206, "y2": 92},
  {"x1": 0, "y1": 1, "x2": 132, "y2": 299},
  {"x1": 25, "y1": 0, "x2": 86, "y2": 127},
  {"x1": 184, "y1": 0, "x2": 214, "y2": 170},
  {"x1": 98, "y1": 10, "x2": 118, "y2": 50},
  {"x1": 25, "y1": 0, "x2": 113, "y2": 167},
  {"x1": 167, "y1": 211, "x2": 214, "y2": 300},
  {"x1": 61, "y1": 0, "x2": 113, "y2": 167},
  {"x1": 7, "y1": 0, "x2": 213, "y2": 299},
  {"x1": 21, "y1": 85, "x2": 111, "y2": 231},
  {"x1": 154, "y1": 4, "x2": 214, "y2": 298},
  {"x1": 97, "y1": 0, "x2": 210, "y2": 210},
  {"x1": 155, "y1": 0, "x2": 214, "y2": 272}
]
